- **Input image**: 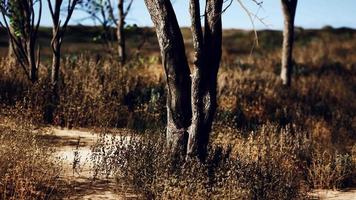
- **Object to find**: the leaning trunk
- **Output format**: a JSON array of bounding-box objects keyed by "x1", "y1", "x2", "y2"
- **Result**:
[
  {"x1": 187, "y1": 0, "x2": 223, "y2": 161},
  {"x1": 145, "y1": 0, "x2": 192, "y2": 157},
  {"x1": 280, "y1": 0, "x2": 297, "y2": 87},
  {"x1": 117, "y1": 0, "x2": 126, "y2": 65}
]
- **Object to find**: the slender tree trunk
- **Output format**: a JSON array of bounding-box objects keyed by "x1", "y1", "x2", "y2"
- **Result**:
[
  {"x1": 51, "y1": 41, "x2": 61, "y2": 101},
  {"x1": 117, "y1": 0, "x2": 126, "y2": 65},
  {"x1": 44, "y1": 41, "x2": 60, "y2": 123},
  {"x1": 280, "y1": 0, "x2": 297, "y2": 87},
  {"x1": 28, "y1": 40, "x2": 38, "y2": 83},
  {"x1": 47, "y1": 19, "x2": 62, "y2": 123},
  {"x1": 8, "y1": 39, "x2": 15, "y2": 58}
]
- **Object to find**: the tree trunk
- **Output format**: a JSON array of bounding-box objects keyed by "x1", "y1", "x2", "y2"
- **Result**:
[
  {"x1": 145, "y1": 0, "x2": 192, "y2": 157},
  {"x1": 46, "y1": 16, "x2": 62, "y2": 123},
  {"x1": 51, "y1": 46, "x2": 61, "y2": 95},
  {"x1": 187, "y1": 0, "x2": 223, "y2": 161},
  {"x1": 8, "y1": 39, "x2": 15, "y2": 58},
  {"x1": 46, "y1": 40, "x2": 61, "y2": 123},
  {"x1": 28, "y1": 40, "x2": 38, "y2": 83},
  {"x1": 117, "y1": 0, "x2": 126, "y2": 65},
  {"x1": 145, "y1": 0, "x2": 223, "y2": 161},
  {"x1": 280, "y1": 0, "x2": 297, "y2": 87}
]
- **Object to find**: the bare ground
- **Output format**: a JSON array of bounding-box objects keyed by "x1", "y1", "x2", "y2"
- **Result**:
[
  {"x1": 44, "y1": 128, "x2": 140, "y2": 200},
  {"x1": 48, "y1": 127, "x2": 356, "y2": 200},
  {"x1": 1, "y1": 115, "x2": 354, "y2": 200}
]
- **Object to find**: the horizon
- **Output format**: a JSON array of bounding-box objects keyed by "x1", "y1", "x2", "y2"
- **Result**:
[{"x1": 39, "y1": 0, "x2": 356, "y2": 30}]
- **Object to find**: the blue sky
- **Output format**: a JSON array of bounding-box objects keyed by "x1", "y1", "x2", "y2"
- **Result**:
[{"x1": 40, "y1": 0, "x2": 356, "y2": 30}]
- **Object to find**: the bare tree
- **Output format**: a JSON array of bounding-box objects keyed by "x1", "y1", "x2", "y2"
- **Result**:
[
  {"x1": 280, "y1": 0, "x2": 297, "y2": 86},
  {"x1": 79, "y1": 0, "x2": 132, "y2": 64},
  {"x1": 117, "y1": 0, "x2": 132, "y2": 64},
  {"x1": 45, "y1": 0, "x2": 78, "y2": 123},
  {"x1": 145, "y1": 0, "x2": 223, "y2": 161},
  {"x1": 0, "y1": 0, "x2": 42, "y2": 83}
]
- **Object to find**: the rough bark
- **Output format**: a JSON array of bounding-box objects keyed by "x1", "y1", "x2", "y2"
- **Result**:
[
  {"x1": 117, "y1": 0, "x2": 126, "y2": 65},
  {"x1": 188, "y1": 0, "x2": 223, "y2": 161},
  {"x1": 145, "y1": 0, "x2": 223, "y2": 161},
  {"x1": 145, "y1": 0, "x2": 192, "y2": 156},
  {"x1": 281, "y1": 0, "x2": 297, "y2": 87},
  {"x1": 29, "y1": 40, "x2": 38, "y2": 82}
]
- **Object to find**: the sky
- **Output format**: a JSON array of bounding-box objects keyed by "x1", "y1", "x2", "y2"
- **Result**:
[{"x1": 39, "y1": 0, "x2": 356, "y2": 30}]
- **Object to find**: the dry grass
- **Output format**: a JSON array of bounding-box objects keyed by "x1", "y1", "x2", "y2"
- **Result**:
[
  {"x1": 0, "y1": 27, "x2": 355, "y2": 198},
  {"x1": 0, "y1": 118, "x2": 62, "y2": 200}
]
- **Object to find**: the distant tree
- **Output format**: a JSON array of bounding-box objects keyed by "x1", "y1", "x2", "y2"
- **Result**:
[
  {"x1": 45, "y1": 0, "x2": 78, "y2": 123},
  {"x1": 0, "y1": 0, "x2": 42, "y2": 83},
  {"x1": 280, "y1": 0, "x2": 297, "y2": 86},
  {"x1": 117, "y1": 0, "x2": 132, "y2": 64},
  {"x1": 145, "y1": 0, "x2": 223, "y2": 161},
  {"x1": 79, "y1": 0, "x2": 132, "y2": 64}
]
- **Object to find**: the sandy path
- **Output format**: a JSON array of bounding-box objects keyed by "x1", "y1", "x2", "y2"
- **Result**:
[
  {"x1": 310, "y1": 189, "x2": 356, "y2": 200},
  {"x1": 44, "y1": 128, "x2": 139, "y2": 200},
  {"x1": 42, "y1": 127, "x2": 355, "y2": 200}
]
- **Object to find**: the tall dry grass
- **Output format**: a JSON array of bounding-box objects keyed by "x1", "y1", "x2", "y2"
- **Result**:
[
  {"x1": 0, "y1": 28, "x2": 355, "y2": 198},
  {"x1": 0, "y1": 118, "x2": 62, "y2": 199}
]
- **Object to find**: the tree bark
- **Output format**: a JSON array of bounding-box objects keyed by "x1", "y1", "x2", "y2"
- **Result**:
[
  {"x1": 188, "y1": 0, "x2": 223, "y2": 161},
  {"x1": 145, "y1": 0, "x2": 192, "y2": 156},
  {"x1": 8, "y1": 38, "x2": 15, "y2": 58},
  {"x1": 28, "y1": 40, "x2": 38, "y2": 83},
  {"x1": 280, "y1": 0, "x2": 297, "y2": 87},
  {"x1": 145, "y1": 0, "x2": 223, "y2": 161},
  {"x1": 117, "y1": 0, "x2": 126, "y2": 65},
  {"x1": 51, "y1": 39, "x2": 61, "y2": 101}
]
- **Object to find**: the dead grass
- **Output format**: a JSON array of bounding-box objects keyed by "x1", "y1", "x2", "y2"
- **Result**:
[
  {"x1": 0, "y1": 27, "x2": 355, "y2": 198},
  {"x1": 0, "y1": 119, "x2": 62, "y2": 200}
]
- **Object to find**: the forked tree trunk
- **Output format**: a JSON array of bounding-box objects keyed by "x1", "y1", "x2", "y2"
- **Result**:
[
  {"x1": 145, "y1": 0, "x2": 223, "y2": 161},
  {"x1": 46, "y1": 0, "x2": 77, "y2": 123},
  {"x1": 117, "y1": 0, "x2": 126, "y2": 65},
  {"x1": 280, "y1": 0, "x2": 297, "y2": 87},
  {"x1": 187, "y1": 0, "x2": 222, "y2": 160}
]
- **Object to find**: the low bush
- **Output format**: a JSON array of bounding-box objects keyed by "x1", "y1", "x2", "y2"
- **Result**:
[
  {"x1": 91, "y1": 126, "x2": 313, "y2": 199},
  {"x1": 0, "y1": 123, "x2": 61, "y2": 200}
]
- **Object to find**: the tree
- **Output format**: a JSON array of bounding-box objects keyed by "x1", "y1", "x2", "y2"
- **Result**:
[
  {"x1": 45, "y1": 0, "x2": 78, "y2": 123},
  {"x1": 0, "y1": 0, "x2": 42, "y2": 83},
  {"x1": 7, "y1": 25, "x2": 15, "y2": 59},
  {"x1": 280, "y1": 0, "x2": 297, "y2": 87},
  {"x1": 144, "y1": 0, "x2": 223, "y2": 161},
  {"x1": 79, "y1": 0, "x2": 132, "y2": 64},
  {"x1": 117, "y1": 0, "x2": 132, "y2": 64}
]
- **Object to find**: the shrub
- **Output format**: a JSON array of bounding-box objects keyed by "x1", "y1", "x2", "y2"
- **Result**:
[
  {"x1": 90, "y1": 126, "x2": 311, "y2": 199},
  {"x1": 307, "y1": 149, "x2": 354, "y2": 189},
  {"x1": 0, "y1": 123, "x2": 61, "y2": 200}
]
